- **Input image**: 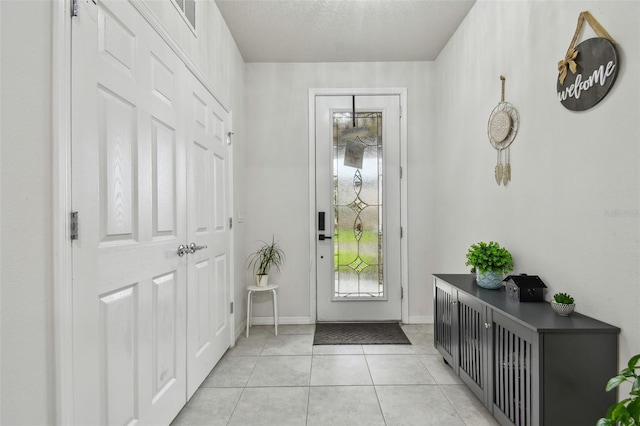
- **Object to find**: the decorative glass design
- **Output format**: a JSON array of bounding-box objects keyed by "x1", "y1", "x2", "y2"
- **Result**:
[
  {"x1": 332, "y1": 112, "x2": 383, "y2": 299},
  {"x1": 172, "y1": 0, "x2": 196, "y2": 29}
]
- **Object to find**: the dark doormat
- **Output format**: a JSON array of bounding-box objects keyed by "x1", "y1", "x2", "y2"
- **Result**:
[{"x1": 313, "y1": 322, "x2": 411, "y2": 345}]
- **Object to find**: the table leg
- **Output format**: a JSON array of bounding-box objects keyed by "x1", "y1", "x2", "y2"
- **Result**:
[
  {"x1": 272, "y1": 288, "x2": 278, "y2": 336},
  {"x1": 246, "y1": 290, "x2": 252, "y2": 338}
]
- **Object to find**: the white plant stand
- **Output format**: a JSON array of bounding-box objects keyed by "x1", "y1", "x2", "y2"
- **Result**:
[{"x1": 246, "y1": 284, "x2": 279, "y2": 338}]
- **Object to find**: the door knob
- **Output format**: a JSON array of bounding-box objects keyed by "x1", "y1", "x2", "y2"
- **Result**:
[
  {"x1": 177, "y1": 244, "x2": 189, "y2": 257},
  {"x1": 188, "y1": 242, "x2": 207, "y2": 252}
]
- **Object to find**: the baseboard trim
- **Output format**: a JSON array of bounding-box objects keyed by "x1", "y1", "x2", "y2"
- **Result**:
[
  {"x1": 407, "y1": 315, "x2": 433, "y2": 324},
  {"x1": 248, "y1": 316, "x2": 314, "y2": 326},
  {"x1": 235, "y1": 316, "x2": 431, "y2": 333},
  {"x1": 245, "y1": 316, "x2": 433, "y2": 325},
  {"x1": 234, "y1": 320, "x2": 247, "y2": 343},
  {"x1": 233, "y1": 316, "x2": 314, "y2": 342}
]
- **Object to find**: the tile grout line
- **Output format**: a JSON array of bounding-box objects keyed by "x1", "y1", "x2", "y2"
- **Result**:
[
  {"x1": 225, "y1": 387, "x2": 246, "y2": 426},
  {"x1": 224, "y1": 333, "x2": 266, "y2": 425},
  {"x1": 439, "y1": 383, "x2": 471, "y2": 425},
  {"x1": 224, "y1": 349, "x2": 260, "y2": 425},
  {"x1": 305, "y1": 355, "x2": 313, "y2": 426},
  {"x1": 416, "y1": 352, "x2": 439, "y2": 384},
  {"x1": 363, "y1": 345, "x2": 389, "y2": 425}
]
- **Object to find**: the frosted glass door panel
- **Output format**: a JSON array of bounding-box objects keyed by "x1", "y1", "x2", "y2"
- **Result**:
[{"x1": 333, "y1": 113, "x2": 384, "y2": 299}]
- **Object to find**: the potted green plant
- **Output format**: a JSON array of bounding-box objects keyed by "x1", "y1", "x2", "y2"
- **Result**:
[
  {"x1": 247, "y1": 236, "x2": 285, "y2": 287},
  {"x1": 597, "y1": 353, "x2": 640, "y2": 426},
  {"x1": 465, "y1": 241, "x2": 514, "y2": 289},
  {"x1": 551, "y1": 292, "x2": 575, "y2": 316}
]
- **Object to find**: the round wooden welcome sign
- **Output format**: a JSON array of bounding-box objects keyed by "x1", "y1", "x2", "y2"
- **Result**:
[{"x1": 557, "y1": 37, "x2": 618, "y2": 111}]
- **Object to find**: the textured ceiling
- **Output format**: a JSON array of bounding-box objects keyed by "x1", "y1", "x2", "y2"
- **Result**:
[{"x1": 214, "y1": 0, "x2": 476, "y2": 63}]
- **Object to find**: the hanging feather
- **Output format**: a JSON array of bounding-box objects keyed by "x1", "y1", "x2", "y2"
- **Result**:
[
  {"x1": 503, "y1": 148, "x2": 511, "y2": 185},
  {"x1": 495, "y1": 150, "x2": 503, "y2": 185}
]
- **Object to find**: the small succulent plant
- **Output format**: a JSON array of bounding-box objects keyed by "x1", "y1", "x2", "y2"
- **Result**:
[{"x1": 553, "y1": 292, "x2": 575, "y2": 304}]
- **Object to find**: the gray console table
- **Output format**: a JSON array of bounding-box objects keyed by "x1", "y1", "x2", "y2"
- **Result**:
[{"x1": 433, "y1": 274, "x2": 619, "y2": 426}]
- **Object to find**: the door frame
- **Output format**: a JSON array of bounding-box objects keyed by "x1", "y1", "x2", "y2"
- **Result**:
[
  {"x1": 307, "y1": 88, "x2": 409, "y2": 324},
  {"x1": 53, "y1": 1, "x2": 235, "y2": 423},
  {"x1": 52, "y1": 1, "x2": 73, "y2": 424}
]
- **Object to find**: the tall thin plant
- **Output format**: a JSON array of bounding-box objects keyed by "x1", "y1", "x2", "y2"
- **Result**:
[{"x1": 247, "y1": 236, "x2": 285, "y2": 276}]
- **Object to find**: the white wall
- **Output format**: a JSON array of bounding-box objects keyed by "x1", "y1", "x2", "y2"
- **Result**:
[
  {"x1": 434, "y1": 0, "x2": 639, "y2": 363},
  {"x1": 244, "y1": 62, "x2": 436, "y2": 322},
  {"x1": 0, "y1": 1, "x2": 245, "y2": 424},
  {"x1": 1, "y1": 2, "x2": 54, "y2": 423}
]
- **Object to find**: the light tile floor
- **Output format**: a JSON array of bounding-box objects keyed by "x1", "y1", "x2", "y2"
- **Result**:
[{"x1": 171, "y1": 324, "x2": 499, "y2": 426}]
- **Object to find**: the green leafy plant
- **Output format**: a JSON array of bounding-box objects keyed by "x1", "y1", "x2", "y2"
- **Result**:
[
  {"x1": 597, "y1": 354, "x2": 640, "y2": 426},
  {"x1": 464, "y1": 241, "x2": 513, "y2": 274},
  {"x1": 552, "y1": 292, "x2": 575, "y2": 304},
  {"x1": 247, "y1": 236, "x2": 286, "y2": 276}
]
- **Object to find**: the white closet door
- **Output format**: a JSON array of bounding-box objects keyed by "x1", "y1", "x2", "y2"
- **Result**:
[
  {"x1": 71, "y1": 0, "x2": 187, "y2": 424},
  {"x1": 185, "y1": 70, "x2": 233, "y2": 398}
]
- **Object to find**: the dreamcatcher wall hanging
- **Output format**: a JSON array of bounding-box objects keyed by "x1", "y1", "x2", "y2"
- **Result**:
[{"x1": 487, "y1": 76, "x2": 519, "y2": 186}]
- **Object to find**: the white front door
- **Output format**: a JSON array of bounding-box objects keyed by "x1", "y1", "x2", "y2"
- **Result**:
[
  {"x1": 71, "y1": 1, "x2": 186, "y2": 424},
  {"x1": 185, "y1": 70, "x2": 233, "y2": 399},
  {"x1": 315, "y1": 95, "x2": 402, "y2": 322}
]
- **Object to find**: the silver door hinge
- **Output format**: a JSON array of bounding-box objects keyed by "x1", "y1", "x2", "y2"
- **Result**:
[
  {"x1": 71, "y1": 0, "x2": 78, "y2": 16},
  {"x1": 70, "y1": 211, "x2": 79, "y2": 240},
  {"x1": 401, "y1": 286, "x2": 404, "y2": 299},
  {"x1": 230, "y1": 302, "x2": 234, "y2": 314},
  {"x1": 229, "y1": 217, "x2": 233, "y2": 229},
  {"x1": 400, "y1": 166, "x2": 403, "y2": 179},
  {"x1": 399, "y1": 105, "x2": 402, "y2": 119},
  {"x1": 400, "y1": 227, "x2": 403, "y2": 238}
]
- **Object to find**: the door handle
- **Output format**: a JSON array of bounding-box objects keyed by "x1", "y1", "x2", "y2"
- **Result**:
[
  {"x1": 318, "y1": 234, "x2": 332, "y2": 241},
  {"x1": 188, "y1": 242, "x2": 208, "y2": 253},
  {"x1": 177, "y1": 244, "x2": 189, "y2": 257}
]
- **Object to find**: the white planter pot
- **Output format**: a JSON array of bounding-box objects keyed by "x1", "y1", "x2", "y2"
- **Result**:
[
  {"x1": 551, "y1": 301, "x2": 575, "y2": 316},
  {"x1": 256, "y1": 274, "x2": 269, "y2": 287}
]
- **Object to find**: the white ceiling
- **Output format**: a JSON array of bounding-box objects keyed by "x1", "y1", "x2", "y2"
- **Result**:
[{"x1": 214, "y1": 0, "x2": 476, "y2": 63}]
